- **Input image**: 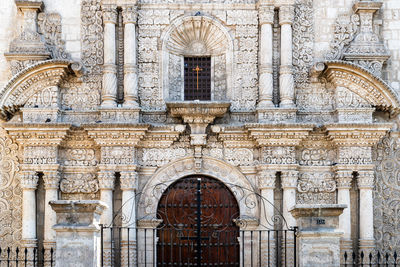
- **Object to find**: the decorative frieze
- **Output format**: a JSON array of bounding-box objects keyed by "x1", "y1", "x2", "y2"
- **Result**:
[
  {"x1": 24, "y1": 146, "x2": 58, "y2": 165},
  {"x1": 262, "y1": 146, "x2": 296, "y2": 165},
  {"x1": 297, "y1": 171, "x2": 336, "y2": 204},
  {"x1": 101, "y1": 146, "x2": 135, "y2": 165},
  {"x1": 338, "y1": 146, "x2": 372, "y2": 165},
  {"x1": 140, "y1": 148, "x2": 186, "y2": 167},
  {"x1": 60, "y1": 173, "x2": 98, "y2": 194},
  {"x1": 299, "y1": 148, "x2": 336, "y2": 166},
  {"x1": 225, "y1": 148, "x2": 254, "y2": 166}
]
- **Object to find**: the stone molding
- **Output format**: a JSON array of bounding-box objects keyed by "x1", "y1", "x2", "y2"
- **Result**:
[
  {"x1": 279, "y1": 5, "x2": 294, "y2": 25},
  {"x1": 258, "y1": 169, "x2": 276, "y2": 189},
  {"x1": 281, "y1": 170, "x2": 298, "y2": 189},
  {"x1": 138, "y1": 156, "x2": 257, "y2": 220},
  {"x1": 122, "y1": 5, "x2": 138, "y2": 24},
  {"x1": 357, "y1": 170, "x2": 374, "y2": 189},
  {"x1": 335, "y1": 170, "x2": 353, "y2": 189},
  {"x1": 43, "y1": 171, "x2": 61, "y2": 190},
  {"x1": 98, "y1": 171, "x2": 115, "y2": 190},
  {"x1": 120, "y1": 171, "x2": 137, "y2": 190},
  {"x1": 20, "y1": 171, "x2": 39, "y2": 190},
  {"x1": 102, "y1": 5, "x2": 118, "y2": 24},
  {"x1": 259, "y1": 5, "x2": 275, "y2": 25}
]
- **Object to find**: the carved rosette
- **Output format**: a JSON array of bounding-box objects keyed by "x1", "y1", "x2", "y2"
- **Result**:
[
  {"x1": 258, "y1": 170, "x2": 276, "y2": 190},
  {"x1": 358, "y1": 170, "x2": 374, "y2": 189},
  {"x1": 98, "y1": 172, "x2": 115, "y2": 190},
  {"x1": 281, "y1": 170, "x2": 298, "y2": 189},
  {"x1": 20, "y1": 172, "x2": 39, "y2": 190},
  {"x1": 43, "y1": 171, "x2": 61, "y2": 190},
  {"x1": 120, "y1": 171, "x2": 137, "y2": 190}
]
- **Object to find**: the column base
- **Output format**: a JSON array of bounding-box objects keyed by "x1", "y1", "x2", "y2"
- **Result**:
[
  {"x1": 358, "y1": 239, "x2": 375, "y2": 264},
  {"x1": 279, "y1": 100, "x2": 295, "y2": 108},
  {"x1": 340, "y1": 239, "x2": 353, "y2": 265},
  {"x1": 122, "y1": 100, "x2": 140, "y2": 109},
  {"x1": 101, "y1": 100, "x2": 118, "y2": 108}
]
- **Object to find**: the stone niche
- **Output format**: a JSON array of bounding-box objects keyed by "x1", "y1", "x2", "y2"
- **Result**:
[{"x1": 162, "y1": 16, "x2": 233, "y2": 102}]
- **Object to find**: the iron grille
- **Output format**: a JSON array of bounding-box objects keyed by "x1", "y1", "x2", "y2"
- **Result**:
[{"x1": 184, "y1": 57, "x2": 211, "y2": 101}]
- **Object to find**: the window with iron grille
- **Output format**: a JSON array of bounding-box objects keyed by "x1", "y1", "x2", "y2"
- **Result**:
[{"x1": 184, "y1": 57, "x2": 211, "y2": 101}]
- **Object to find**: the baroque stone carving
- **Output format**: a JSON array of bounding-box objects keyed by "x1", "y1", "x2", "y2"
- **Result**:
[
  {"x1": 101, "y1": 146, "x2": 135, "y2": 165},
  {"x1": 338, "y1": 147, "x2": 372, "y2": 165},
  {"x1": 61, "y1": 148, "x2": 98, "y2": 166},
  {"x1": 60, "y1": 79, "x2": 101, "y2": 111},
  {"x1": 139, "y1": 148, "x2": 186, "y2": 167},
  {"x1": 24, "y1": 146, "x2": 57, "y2": 165},
  {"x1": 297, "y1": 172, "x2": 336, "y2": 204},
  {"x1": 325, "y1": 14, "x2": 360, "y2": 60},
  {"x1": 37, "y1": 12, "x2": 69, "y2": 60},
  {"x1": 224, "y1": 148, "x2": 254, "y2": 166},
  {"x1": 374, "y1": 134, "x2": 400, "y2": 252},
  {"x1": 60, "y1": 173, "x2": 99, "y2": 194},
  {"x1": 299, "y1": 148, "x2": 336, "y2": 166},
  {"x1": 262, "y1": 146, "x2": 296, "y2": 165}
]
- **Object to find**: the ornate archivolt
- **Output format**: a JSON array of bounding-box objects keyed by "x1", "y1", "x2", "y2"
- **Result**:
[
  {"x1": 138, "y1": 156, "x2": 258, "y2": 220},
  {"x1": 317, "y1": 61, "x2": 400, "y2": 114},
  {"x1": 0, "y1": 60, "x2": 73, "y2": 119},
  {"x1": 161, "y1": 15, "x2": 234, "y2": 101}
]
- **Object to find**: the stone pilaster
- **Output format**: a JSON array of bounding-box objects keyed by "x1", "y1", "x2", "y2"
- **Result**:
[
  {"x1": 335, "y1": 170, "x2": 353, "y2": 258},
  {"x1": 120, "y1": 170, "x2": 137, "y2": 267},
  {"x1": 43, "y1": 170, "x2": 61, "y2": 251},
  {"x1": 122, "y1": 5, "x2": 139, "y2": 108},
  {"x1": 281, "y1": 170, "x2": 298, "y2": 228},
  {"x1": 102, "y1": 5, "x2": 118, "y2": 107},
  {"x1": 357, "y1": 170, "x2": 375, "y2": 254},
  {"x1": 257, "y1": 5, "x2": 275, "y2": 109},
  {"x1": 279, "y1": 5, "x2": 295, "y2": 108},
  {"x1": 258, "y1": 169, "x2": 276, "y2": 266},
  {"x1": 98, "y1": 171, "x2": 115, "y2": 227},
  {"x1": 20, "y1": 171, "x2": 39, "y2": 247}
]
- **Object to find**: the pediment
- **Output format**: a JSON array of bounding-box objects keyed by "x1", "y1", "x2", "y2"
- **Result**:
[{"x1": 317, "y1": 61, "x2": 400, "y2": 114}]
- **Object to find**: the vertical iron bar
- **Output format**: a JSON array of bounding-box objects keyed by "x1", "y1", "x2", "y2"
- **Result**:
[
  {"x1": 284, "y1": 230, "x2": 287, "y2": 267},
  {"x1": 7, "y1": 247, "x2": 10, "y2": 267},
  {"x1": 259, "y1": 231, "x2": 261, "y2": 267},
  {"x1": 242, "y1": 231, "x2": 244, "y2": 267},
  {"x1": 24, "y1": 248, "x2": 27, "y2": 267},
  {"x1": 144, "y1": 229, "x2": 147, "y2": 267},
  {"x1": 251, "y1": 231, "x2": 253, "y2": 267},
  {"x1": 294, "y1": 228, "x2": 297, "y2": 267},
  {"x1": 0, "y1": 248, "x2": 2, "y2": 266},
  {"x1": 100, "y1": 224, "x2": 104, "y2": 267},
  {"x1": 127, "y1": 228, "x2": 130, "y2": 267},
  {"x1": 51, "y1": 247, "x2": 54, "y2": 267},
  {"x1": 110, "y1": 228, "x2": 114, "y2": 267},
  {"x1": 153, "y1": 228, "x2": 156, "y2": 267},
  {"x1": 268, "y1": 231, "x2": 270, "y2": 267},
  {"x1": 161, "y1": 229, "x2": 164, "y2": 267},
  {"x1": 16, "y1": 247, "x2": 19, "y2": 267},
  {"x1": 119, "y1": 227, "x2": 122, "y2": 267},
  {"x1": 33, "y1": 248, "x2": 36, "y2": 267}
]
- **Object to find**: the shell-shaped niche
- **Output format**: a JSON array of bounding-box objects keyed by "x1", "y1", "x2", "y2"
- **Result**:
[{"x1": 167, "y1": 16, "x2": 229, "y2": 56}]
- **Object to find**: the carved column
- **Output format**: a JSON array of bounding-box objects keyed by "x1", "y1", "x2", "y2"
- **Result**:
[
  {"x1": 279, "y1": 5, "x2": 295, "y2": 108},
  {"x1": 102, "y1": 5, "x2": 118, "y2": 107},
  {"x1": 122, "y1": 5, "x2": 139, "y2": 108},
  {"x1": 43, "y1": 171, "x2": 61, "y2": 252},
  {"x1": 120, "y1": 171, "x2": 137, "y2": 266},
  {"x1": 258, "y1": 5, "x2": 275, "y2": 108},
  {"x1": 258, "y1": 169, "x2": 276, "y2": 265},
  {"x1": 21, "y1": 171, "x2": 39, "y2": 248},
  {"x1": 336, "y1": 170, "x2": 353, "y2": 255},
  {"x1": 358, "y1": 170, "x2": 375, "y2": 253}
]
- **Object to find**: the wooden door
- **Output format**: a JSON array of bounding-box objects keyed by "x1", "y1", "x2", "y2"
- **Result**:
[{"x1": 157, "y1": 176, "x2": 240, "y2": 266}]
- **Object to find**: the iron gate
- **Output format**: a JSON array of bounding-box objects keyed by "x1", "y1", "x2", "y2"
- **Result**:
[{"x1": 101, "y1": 176, "x2": 297, "y2": 267}]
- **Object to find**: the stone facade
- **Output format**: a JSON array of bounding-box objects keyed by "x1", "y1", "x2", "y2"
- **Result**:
[{"x1": 0, "y1": 0, "x2": 400, "y2": 265}]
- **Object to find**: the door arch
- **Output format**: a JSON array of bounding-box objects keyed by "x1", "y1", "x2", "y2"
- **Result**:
[{"x1": 156, "y1": 175, "x2": 240, "y2": 266}]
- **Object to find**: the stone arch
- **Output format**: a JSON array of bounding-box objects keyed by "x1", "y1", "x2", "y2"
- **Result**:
[
  {"x1": 137, "y1": 156, "x2": 258, "y2": 220},
  {"x1": 320, "y1": 60, "x2": 400, "y2": 114},
  {"x1": 0, "y1": 59, "x2": 72, "y2": 119},
  {"x1": 160, "y1": 15, "x2": 234, "y2": 101}
]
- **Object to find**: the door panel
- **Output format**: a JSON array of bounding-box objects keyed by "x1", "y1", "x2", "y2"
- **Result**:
[{"x1": 157, "y1": 176, "x2": 240, "y2": 266}]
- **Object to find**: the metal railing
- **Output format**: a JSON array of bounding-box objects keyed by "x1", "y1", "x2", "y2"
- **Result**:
[
  {"x1": 342, "y1": 250, "x2": 399, "y2": 266},
  {"x1": 101, "y1": 226, "x2": 297, "y2": 267},
  {"x1": 0, "y1": 247, "x2": 54, "y2": 267}
]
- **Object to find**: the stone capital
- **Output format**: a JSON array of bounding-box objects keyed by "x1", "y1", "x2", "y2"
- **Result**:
[
  {"x1": 43, "y1": 171, "x2": 61, "y2": 190},
  {"x1": 20, "y1": 171, "x2": 39, "y2": 190},
  {"x1": 259, "y1": 5, "x2": 275, "y2": 25},
  {"x1": 281, "y1": 170, "x2": 298, "y2": 189},
  {"x1": 98, "y1": 171, "x2": 115, "y2": 190},
  {"x1": 120, "y1": 171, "x2": 137, "y2": 190},
  {"x1": 279, "y1": 5, "x2": 294, "y2": 25},
  {"x1": 357, "y1": 170, "x2": 374, "y2": 189},
  {"x1": 122, "y1": 5, "x2": 137, "y2": 24},
  {"x1": 102, "y1": 5, "x2": 118, "y2": 24},
  {"x1": 335, "y1": 170, "x2": 353, "y2": 189},
  {"x1": 258, "y1": 170, "x2": 276, "y2": 189}
]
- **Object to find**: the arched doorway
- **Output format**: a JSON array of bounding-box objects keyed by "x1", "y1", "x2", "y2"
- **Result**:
[{"x1": 156, "y1": 175, "x2": 240, "y2": 266}]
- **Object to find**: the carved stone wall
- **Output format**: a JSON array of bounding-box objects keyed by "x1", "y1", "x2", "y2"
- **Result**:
[
  {"x1": 0, "y1": 128, "x2": 21, "y2": 247},
  {"x1": 374, "y1": 133, "x2": 400, "y2": 253}
]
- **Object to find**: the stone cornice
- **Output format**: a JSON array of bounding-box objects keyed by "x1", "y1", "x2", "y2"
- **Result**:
[
  {"x1": 84, "y1": 123, "x2": 149, "y2": 146},
  {"x1": 211, "y1": 125, "x2": 254, "y2": 148},
  {"x1": 246, "y1": 123, "x2": 314, "y2": 147},
  {"x1": 5, "y1": 123, "x2": 71, "y2": 146},
  {"x1": 323, "y1": 123, "x2": 392, "y2": 147},
  {"x1": 138, "y1": 124, "x2": 186, "y2": 148}
]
